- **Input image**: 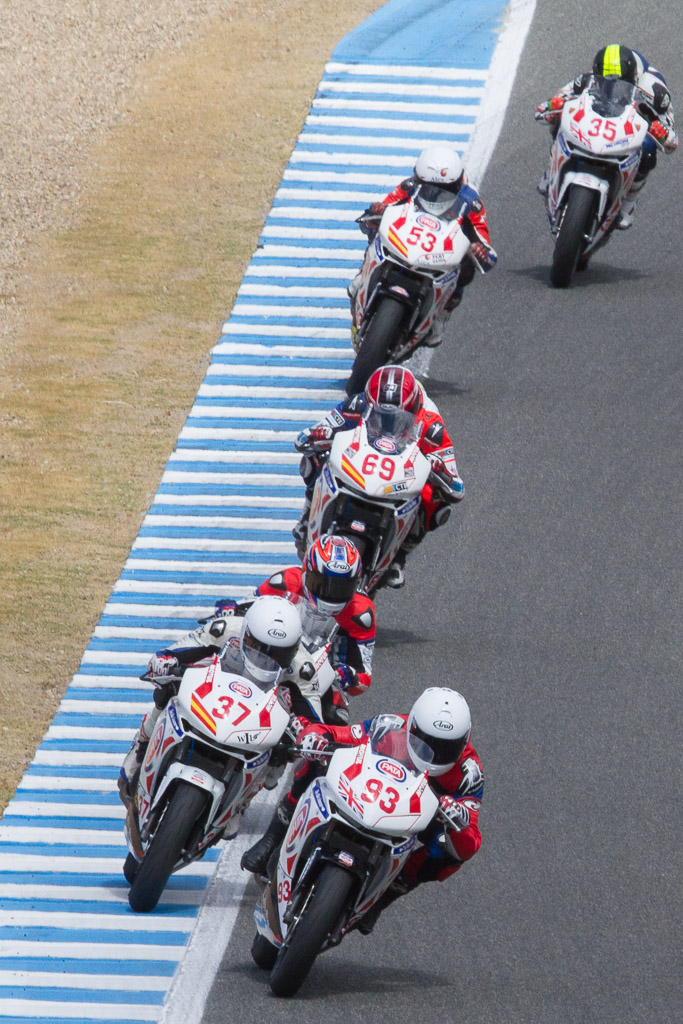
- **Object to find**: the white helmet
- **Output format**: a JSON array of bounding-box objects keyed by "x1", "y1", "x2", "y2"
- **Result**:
[
  {"x1": 407, "y1": 687, "x2": 471, "y2": 776},
  {"x1": 413, "y1": 146, "x2": 464, "y2": 216},
  {"x1": 240, "y1": 595, "x2": 302, "y2": 686}
]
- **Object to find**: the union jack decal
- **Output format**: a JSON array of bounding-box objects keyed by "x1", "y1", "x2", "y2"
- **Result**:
[{"x1": 338, "y1": 775, "x2": 364, "y2": 817}]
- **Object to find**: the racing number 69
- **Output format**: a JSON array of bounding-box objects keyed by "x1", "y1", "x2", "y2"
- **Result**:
[{"x1": 361, "y1": 453, "x2": 395, "y2": 480}]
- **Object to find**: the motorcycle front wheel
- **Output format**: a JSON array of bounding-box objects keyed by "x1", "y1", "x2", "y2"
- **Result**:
[
  {"x1": 269, "y1": 863, "x2": 354, "y2": 997},
  {"x1": 550, "y1": 185, "x2": 596, "y2": 288},
  {"x1": 128, "y1": 783, "x2": 208, "y2": 913},
  {"x1": 346, "y1": 296, "x2": 406, "y2": 395}
]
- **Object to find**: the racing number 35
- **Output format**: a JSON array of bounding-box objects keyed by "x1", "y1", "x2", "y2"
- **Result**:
[
  {"x1": 361, "y1": 453, "x2": 395, "y2": 480},
  {"x1": 588, "y1": 117, "x2": 618, "y2": 141}
]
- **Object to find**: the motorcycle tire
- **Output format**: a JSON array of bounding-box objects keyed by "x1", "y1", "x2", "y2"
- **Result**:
[
  {"x1": 123, "y1": 852, "x2": 139, "y2": 884},
  {"x1": 251, "y1": 933, "x2": 279, "y2": 970},
  {"x1": 550, "y1": 185, "x2": 596, "y2": 289},
  {"x1": 128, "y1": 783, "x2": 208, "y2": 913},
  {"x1": 346, "y1": 296, "x2": 406, "y2": 395},
  {"x1": 269, "y1": 863, "x2": 353, "y2": 997}
]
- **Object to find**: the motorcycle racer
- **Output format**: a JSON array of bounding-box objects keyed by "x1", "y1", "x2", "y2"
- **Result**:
[
  {"x1": 535, "y1": 44, "x2": 678, "y2": 229},
  {"x1": 351, "y1": 145, "x2": 497, "y2": 346},
  {"x1": 255, "y1": 533, "x2": 375, "y2": 698},
  {"x1": 117, "y1": 546, "x2": 372, "y2": 807},
  {"x1": 242, "y1": 687, "x2": 483, "y2": 935},
  {"x1": 293, "y1": 364, "x2": 464, "y2": 588},
  {"x1": 117, "y1": 595, "x2": 302, "y2": 809}
]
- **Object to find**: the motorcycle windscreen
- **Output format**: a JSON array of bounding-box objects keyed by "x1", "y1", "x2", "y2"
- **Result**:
[
  {"x1": 364, "y1": 407, "x2": 419, "y2": 451},
  {"x1": 367, "y1": 716, "x2": 434, "y2": 777},
  {"x1": 588, "y1": 77, "x2": 636, "y2": 117}
]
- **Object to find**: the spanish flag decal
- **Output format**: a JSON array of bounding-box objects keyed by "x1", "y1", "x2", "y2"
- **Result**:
[
  {"x1": 341, "y1": 453, "x2": 366, "y2": 490},
  {"x1": 191, "y1": 694, "x2": 217, "y2": 735},
  {"x1": 387, "y1": 222, "x2": 408, "y2": 258}
]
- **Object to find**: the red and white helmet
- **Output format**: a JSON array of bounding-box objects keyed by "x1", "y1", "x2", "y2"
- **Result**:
[
  {"x1": 407, "y1": 687, "x2": 471, "y2": 776},
  {"x1": 364, "y1": 365, "x2": 423, "y2": 443},
  {"x1": 303, "y1": 534, "x2": 362, "y2": 615},
  {"x1": 414, "y1": 146, "x2": 464, "y2": 216}
]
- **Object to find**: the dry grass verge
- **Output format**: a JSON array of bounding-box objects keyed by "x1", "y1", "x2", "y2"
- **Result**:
[{"x1": 0, "y1": 0, "x2": 382, "y2": 809}]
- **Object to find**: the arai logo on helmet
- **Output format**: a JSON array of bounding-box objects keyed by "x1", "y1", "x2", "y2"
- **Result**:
[
  {"x1": 377, "y1": 758, "x2": 407, "y2": 782},
  {"x1": 229, "y1": 680, "x2": 252, "y2": 698},
  {"x1": 374, "y1": 436, "x2": 397, "y2": 454},
  {"x1": 267, "y1": 627, "x2": 287, "y2": 639},
  {"x1": 327, "y1": 560, "x2": 350, "y2": 574},
  {"x1": 417, "y1": 213, "x2": 441, "y2": 231},
  {"x1": 433, "y1": 719, "x2": 454, "y2": 731}
]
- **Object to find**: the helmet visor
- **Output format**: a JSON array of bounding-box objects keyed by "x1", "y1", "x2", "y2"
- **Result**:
[
  {"x1": 304, "y1": 569, "x2": 357, "y2": 605},
  {"x1": 242, "y1": 628, "x2": 298, "y2": 670},
  {"x1": 409, "y1": 718, "x2": 467, "y2": 767},
  {"x1": 415, "y1": 183, "x2": 460, "y2": 217}
]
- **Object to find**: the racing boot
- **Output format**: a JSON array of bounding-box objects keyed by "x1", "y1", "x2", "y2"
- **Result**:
[
  {"x1": 291, "y1": 495, "x2": 312, "y2": 560},
  {"x1": 118, "y1": 703, "x2": 166, "y2": 807},
  {"x1": 385, "y1": 549, "x2": 407, "y2": 589},
  {"x1": 241, "y1": 799, "x2": 293, "y2": 875},
  {"x1": 537, "y1": 170, "x2": 549, "y2": 196},
  {"x1": 616, "y1": 176, "x2": 646, "y2": 230}
]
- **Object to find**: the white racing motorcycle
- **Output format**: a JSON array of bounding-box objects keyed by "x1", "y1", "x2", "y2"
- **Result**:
[
  {"x1": 123, "y1": 634, "x2": 338, "y2": 912},
  {"x1": 251, "y1": 717, "x2": 447, "y2": 996},
  {"x1": 346, "y1": 188, "x2": 477, "y2": 394},
  {"x1": 301, "y1": 413, "x2": 434, "y2": 595},
  {"x1": 543, "y1": 77, "x2": 657, "y2": 287}
]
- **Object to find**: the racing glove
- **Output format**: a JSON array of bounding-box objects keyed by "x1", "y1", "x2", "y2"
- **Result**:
[
  {"x1": 147, "y1": 653, "x2": 180, "y2": 679},
  {"x1": 649, "y1": 119, "x2": 679, "y2": 151},
  {"x1": 334, "y1": 665, "x2": 359, "y2": 692},
  {"x1": 299, "y1": 724, "x2": 333, "y2": 761},
  {"x1": 295, "y1": 424, "x2": 334, "y2": 452},
  {"x1": 534, "y1": 97, "x2": 565, "y2": 122},
  {"x1": 439, "y1": 795, "x2": 470, "y2": 832}
]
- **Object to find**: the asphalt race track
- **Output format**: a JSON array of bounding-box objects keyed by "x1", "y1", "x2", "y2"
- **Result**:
[{"x1": 202, "y1": 4, "x2": 682, "y2": 1023}]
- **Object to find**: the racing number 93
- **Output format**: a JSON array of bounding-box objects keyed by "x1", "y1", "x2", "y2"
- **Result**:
[
  {"x1": 362, "y1": 453, "x2": 395, "y2": 480},
  {"x1": 362, "y1": 778, "x2": 399, "y2": 813}
]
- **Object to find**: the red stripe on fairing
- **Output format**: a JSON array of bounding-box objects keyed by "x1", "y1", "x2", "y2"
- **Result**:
[{"x1": 409, "y1": 791, "x2": 422, "y2": 814}]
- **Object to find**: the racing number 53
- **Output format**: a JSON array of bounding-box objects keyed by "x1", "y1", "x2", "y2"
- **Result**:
[
  {"x1": 361, "y1": 778, "x2": 399, "y2": 813},
  {"x1": 407, "y1": 225, "x2": 437, "y2": 253},
  {"x1": 361, "y1": 452, "x2": 395, "y2": 480}
]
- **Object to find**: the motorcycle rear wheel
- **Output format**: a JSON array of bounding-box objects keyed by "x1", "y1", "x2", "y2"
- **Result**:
[
  {"x1": 346, "y1": 296, "x2": 406, "y2": 395},
  {"x1": 128, "y1": 783, "x2": 208, "y2": 913},
  {"x1": 269, "y1": 863, "x2": 353, "y2": 997},
  {"x1": 551, "y1": 185, "x2": 596, "y2": 288}
]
